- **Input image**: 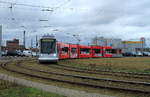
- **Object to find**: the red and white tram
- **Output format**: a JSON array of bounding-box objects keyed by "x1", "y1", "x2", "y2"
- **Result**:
[{"x1": 38, "y1": 35, "x2": 122, "y2": 63}]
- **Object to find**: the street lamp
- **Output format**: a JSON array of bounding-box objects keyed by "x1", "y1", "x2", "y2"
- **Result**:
[{"x1": 0, "y1": 25, "x2": 2, "y2": 57}]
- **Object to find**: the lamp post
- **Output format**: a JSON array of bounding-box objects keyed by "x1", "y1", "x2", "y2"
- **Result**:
[
  {"x1": 36, "y1": 35, "x2": 38, "y2": 57},
  {"x1": 140, "y1": 37, "x2": 145, "y2": 56},
  {"x1": 0, "y1": 25, "x2": 2, "y2": 57}
]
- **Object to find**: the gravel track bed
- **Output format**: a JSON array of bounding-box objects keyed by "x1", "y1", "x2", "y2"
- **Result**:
[
  {"x1": 2, "y1": 62, "x2": 150, "y2": 93},
  {"x1": 21, "y1": 60, "x2": 150, "y2": 83},
  {"x1": 50, "y1": 64, "x2": 150, "y2": 79}
]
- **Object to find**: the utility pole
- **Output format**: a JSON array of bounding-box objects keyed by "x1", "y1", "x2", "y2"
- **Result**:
[
  {"x1": 141, "y1": 37, "x2": 145, "y2": 56},
  {"x1": 105, "y1": 39, "x2": 108, "y2": 46},
  {"x1": 23, "y1": 30, "x2": 26, "y2": 49},
  {"x1": 36, "y1": 35, "x2": 38, "y2": 48},
  {"x1": 30, "y1": 38, "x2": 33, "y2": 57},
  {"x1": 0, "y1": 25, "x2": 2, "y2": 57},
  {"x1": 31, "y1": 39, "x2": 33, "y2": 49},
  {"x1": 36, "y1": 35, "x2": 38, "y2": 56},
  {"x1": 96, "y1": 36, "x2": 98, "y2": 46}
]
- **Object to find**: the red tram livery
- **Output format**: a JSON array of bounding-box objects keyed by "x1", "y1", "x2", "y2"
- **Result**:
[
  {"x1": 57, "y1": 42, "x2": 70, "y2": 59},
  {"x1": 91, "y1": 46, "x2": 103, "y2": 58},
  {"x1": 78, "y1": 45, "x2": 92, "y2": 58},
  {"x1": 69, "y1": 44, "x2": 78, "y2": 58},
  {"x1": 103, "y1": 46, "x2": 112, "y2": 57},
  {"x1": 38, "y1": 35, "x2": 122, "y2": 63}
]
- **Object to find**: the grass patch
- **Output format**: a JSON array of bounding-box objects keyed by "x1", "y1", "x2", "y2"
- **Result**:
[
  {"x1": 0, "y1": 87, "x2": 65, "y2": 97},
  {"x1": 0, "y1": 80, "x2": 65, "y2": 97}
]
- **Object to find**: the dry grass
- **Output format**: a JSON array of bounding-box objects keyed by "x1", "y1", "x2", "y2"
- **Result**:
[{"x1": 59, "y1": 57, "x2": 150, "y2": 73}]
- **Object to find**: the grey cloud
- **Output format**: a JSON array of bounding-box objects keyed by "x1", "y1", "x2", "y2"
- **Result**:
[{"x1": 1, "y1": 0, "x2": 150, "y2": 46}]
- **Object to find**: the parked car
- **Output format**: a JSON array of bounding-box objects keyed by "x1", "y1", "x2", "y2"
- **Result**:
[
  {"x1": 23, "y1": 50, "x2": 32, "y2": 56},
  {"x1": 16, "y1": 50, "x2": 24, "y2": 56},
  {"x1": 143, "y1": 52, "x2": 150, "y2": 56},
  {"x1": 6, "y1": 50, "x2": 18, "y2": 56},
  {"x1": 131, "y1": 52, "x2": 137, "y2": 56},
  {"x1": 122, "y1": 52, "x2": 136, "y2": 56},
  {"x1": 2, "y1": 51, "x2": 7, "y2": 56},
  {"x1": 136, "y1": 51, "x2": 143, "y2": 56},
  {"x1": 31, "y1": 52, "x2": 37, "y2": 57}
]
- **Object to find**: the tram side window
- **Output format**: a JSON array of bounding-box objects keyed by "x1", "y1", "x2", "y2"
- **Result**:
[
  {"x1": 94, "y1": 49, "x2": 101, "y2": 56},
  {"x1": 105, "y1": 49, "x2": 112, "y2": 54},
  {"x1": 62, "y1": 47, "x2": 69, "y2": 54},
  {"x1": 94, "y1": 49, "x2": 100, "y2": 54},
  {"x1": 80, "y1": 48, "x2": 90, "y2": 54},
  {"x1": 71, "y1": 48, "x2": 77, "y2": 54}
]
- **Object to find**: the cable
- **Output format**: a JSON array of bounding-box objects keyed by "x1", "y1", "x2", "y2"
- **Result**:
[
  {"x1": 54, "y1": 0, "x2": 71, "y2": 10},
  {"x1": 0, "y1": 0, "x2": 72, "y2": 21},
  {"x1": 0, "y1": 0, "x2": 71, "y2": 9},
  {"x1": 0, "y1": 0, "x2": 72, "y2": 34},
  {"x1": 0, "y1": 0, "x2": 52, "y2": 8},
  {"x1": 0, "y1": 17, "x2": 39, "y2": 22}
]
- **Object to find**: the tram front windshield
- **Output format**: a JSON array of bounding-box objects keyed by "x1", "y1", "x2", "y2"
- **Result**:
[{"x1": 41, "y1": 39, "x2": 56, "y2": 54}]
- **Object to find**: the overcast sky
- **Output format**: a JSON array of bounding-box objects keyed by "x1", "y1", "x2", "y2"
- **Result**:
[{"x1": 0, "y1": 0, "x2": 150, "y2": 47}]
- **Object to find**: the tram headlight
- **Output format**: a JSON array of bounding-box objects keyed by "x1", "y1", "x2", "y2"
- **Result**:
[{"x1": 53, "y1": 54, "x2": 57, "y2": 56}]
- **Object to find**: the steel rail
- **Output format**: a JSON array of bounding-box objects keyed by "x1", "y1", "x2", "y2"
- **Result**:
[
  {"x1": 48, "y1": 64, "x2": 150, "y2": 79},
  {"x1": 17, "y1": 63, "x2": 150, "y2": 86},
  {"x1": 1, "y1": 62, "x2": 150, "y2": 93}
]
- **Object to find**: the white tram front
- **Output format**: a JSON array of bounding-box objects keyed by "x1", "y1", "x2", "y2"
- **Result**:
[{"x1": 38, "y1": 35, "x2": 58, "y2": 63}]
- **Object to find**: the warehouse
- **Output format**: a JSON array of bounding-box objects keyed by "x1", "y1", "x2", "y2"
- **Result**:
[
  {"x1": 91, "y1": 37, "x2": 146, "y2": 55},
  {"x1": 122, "y1": 41, "x2": 145, "y2": 54}
]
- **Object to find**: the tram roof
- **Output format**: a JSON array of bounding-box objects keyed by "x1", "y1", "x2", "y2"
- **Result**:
[{"x1": 42, "y1": 35, "x2": 56, "y2": 39}]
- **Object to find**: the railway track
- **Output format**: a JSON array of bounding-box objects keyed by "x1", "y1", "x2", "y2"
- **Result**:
[
  {"x1": 48, "y1": 64, "x2": 150, "y2": 80},
  {"x1": 1, "y1": 61, "x2": 150, "y2": 93},
  {"x1": 17, "y1": 60, "x2": 150, "y2": 83}
]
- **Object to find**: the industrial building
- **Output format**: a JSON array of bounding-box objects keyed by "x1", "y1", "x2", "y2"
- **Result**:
[
  {"x1": 91, "y1": 37, "x2": 123, "y2": 57},
  {"x1": 122, "y1": 41, "x2": 145, "y2": 53},
  {"x1": 6, "y1": 39, "x2": 19, "y2": 50},
  {"x1": 2, "y1": 39, "x2": 24, "y2": 51},
  {"x1": 91, "y1": 37, "x2": 146, "y2": 54},
  {"x1": 91, "y1": 37, "x2": 122, "y2": 48}
]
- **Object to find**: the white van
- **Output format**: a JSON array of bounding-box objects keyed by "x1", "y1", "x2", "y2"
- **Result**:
[
  {"x1": 23, "y1": 50, "x2": 32, "y2": 56},
  {"x1": 136, "y1": 51, "x2": 143, "y2": 56}
]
